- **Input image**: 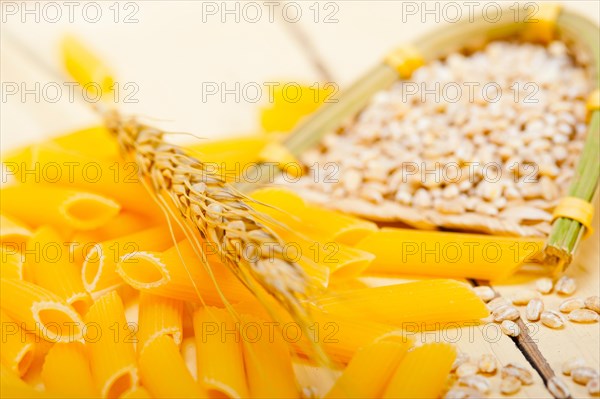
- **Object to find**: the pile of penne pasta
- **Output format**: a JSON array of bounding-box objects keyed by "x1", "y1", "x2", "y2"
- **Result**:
[{"x1": 1, "y1": 126, "x2": 493, "y2": 398}]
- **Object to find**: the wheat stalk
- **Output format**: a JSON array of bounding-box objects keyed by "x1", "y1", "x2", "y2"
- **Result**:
[{"x1": 102, "y1": 110, "x2": 313, "y2": 317}]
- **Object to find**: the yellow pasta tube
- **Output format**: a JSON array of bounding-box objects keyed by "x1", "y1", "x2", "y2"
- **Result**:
[
  {"x1": 193, "y1": 307, "x2": 248, "y2": 398},
  {"x1": 233, "y1": 299, "x2": 399, "y2": 364},
  {"x1": 116, "y1": 240, "x2": 254, "y2": 304},
  {"x1": 356, "y1": 228, "x2": 544, "y2": 280},
  {"x1": 250, "y1": 188, "x2": 377, "y2": 245},
  {"x1": 0, "y1": 278, "x2": 83, "y2": 342},
  {"x1": 241, "y1": 314, "x2": 298, "y2": 398},
  {"x1": 325, "y1": 338, "x2": 412, "y2": 398},
  {"x1": 82, "y1": 226, "x2": 183, "y2": 293},
  {"x1": 68, "y1": 212, "x2": 156, "y2": 266},
  {"x1": 120, "y1": 386, "x2": 151, "y2": 399},
  {"x1": 51, "y1": 126, "x2": 119, "y2": 160},
  {"x1": 316, "y1": 280, "x2": 489, "y2": 330},
  {"x1": 383, "y1": 343, "x2": 456, "y2": 398},
  {"x1": 74, "y1": 211, "x2": 158, "y2": 246},
  {"x1": 41, "y1": 342, "x2": 97, "y2": 398},
  {"x1": 1, "y1": 185, "x2": 120, "y2": 232},
  {"x1": 61, "y1": 35, "x2": 114, "y2": 100},
  {"x1": 84, "y1": 291, "x2": 138, "y2": 398},
  {"x1": 186, "y1": 134, "x2": 286, "y2": 181},
  {"x1": 0, "y1": 215, "x2": 32, "y2": 247},
  {"x1": 25, "y1": 226, "x2": 91, "y2": 314},
  {"x1": 4, "y1": 126, "x2": 119, "y2": 165},
  {"x1": 137, "y1": 292, "x2": 183, "y2": 354},
  {"x1": 1, "y1": 247, "x2": 23, "y2": 280},
  {"x1": 0, "y1": 364, "x2": 46, "y2": 399},
  {"x1": 139, "y1": 335, "x2": 203, "y2": 398},
  {"x1": 0, "y1": 311, "x2": 35, "y2": 377},
  {"x1": 260, "y1": 84, "x2": 335, "y2": 133},
  {"x1": 317, "y1": 243, "x2": 375, "y2": 281},
  {"x1": 6, "y1": 147, "x2": 160, "y2": 218}
]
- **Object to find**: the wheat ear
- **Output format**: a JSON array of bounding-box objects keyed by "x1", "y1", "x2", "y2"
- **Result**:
[{"x1": 103, "y1": 110, "x2": 315, "y2": 316}]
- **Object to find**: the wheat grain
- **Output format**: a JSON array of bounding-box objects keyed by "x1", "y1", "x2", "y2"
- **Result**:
[
  {"x1": 559, "y1": 298, "x2": 586, "y2": 313},
  {"x1": 500, "y1": 320, "x2": 520, "y2": 337},
  {"x1": 562, "y1": 358, "x2": 586, "y2": 376},
  {"x1": 585, "y1": 296, "x2": 600, "y2": 313},
  {"x1": 568, "y1": 309, "x2": 599, "y2": 323},
  {"x1": 477, "y1": 354, "x2": 497, "y2": 374},
  {"x1": 500, "y1": 376, "x2": 522, "y2": 395},
  {"x1": 540, "y1": 310, "x2": 565, "y2": 329},
  {"x1": 572, "y1": 367, "x2": 599, "y2": 385},
  {"x1": 501, "y1": 364, "x2": 534, "y2": 385},
  {"x1": 525, "y1": 298, "x2": 544, "y2": 321},
  {"x1": 535, "y1": 277, "x2": 554, "y2": 294},
  {"x1": 588, "y1": 378, "x2": 600, "y2": 396},
  {"x1": 555, "y1": 276, "x2": 577, "y2": 296},
  {"x1": 492, "y1": 305, "x2": 520, "y2": 322}
]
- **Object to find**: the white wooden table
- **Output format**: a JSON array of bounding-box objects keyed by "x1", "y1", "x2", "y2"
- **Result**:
[{"x1": 2, "y1": 1, "x2": 599, "y2": 397}]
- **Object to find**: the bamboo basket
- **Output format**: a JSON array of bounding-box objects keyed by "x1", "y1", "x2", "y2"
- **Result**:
[{"x1": 239, "y1": 4, "x2": 600, "y2": 273}]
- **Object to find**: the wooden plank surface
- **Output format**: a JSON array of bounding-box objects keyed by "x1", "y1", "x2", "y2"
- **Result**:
[
  {"x1": 1, "y1": 2, "x2": 599, "y2": 398},
  {"x1": 492, "y1": 193, "x2": 600, "y2": 398}
]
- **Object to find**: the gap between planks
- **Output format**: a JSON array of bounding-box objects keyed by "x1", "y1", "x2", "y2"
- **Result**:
[{"x1": 473, "y1": 279, "x2": 570, "y2": 399}]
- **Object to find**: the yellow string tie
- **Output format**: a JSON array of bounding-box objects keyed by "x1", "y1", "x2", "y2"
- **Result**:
[
  {"x1": 384, "y1": 45, "x2": 425, "y2": 79},
  {"x1": 552, "y1": 196, "x2": 595, "y2": 239},
  {"x1": 587, "y1": 89, "x2": 600, "y2": 116}
]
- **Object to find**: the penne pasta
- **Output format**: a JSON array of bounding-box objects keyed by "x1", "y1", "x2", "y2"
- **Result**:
[
  {"x1": 260, "y1": 84, "x2": 334, "y2": 133},
  {"x1": 186, "y1": 134, "x2": 286, "y2": 181},
  {"x1": 50, "y1": 126, "x2": 119, "y2": 160},
  {"x1": 0, "y1": 247, "x2": 23, "y2": 280},
  {"x1": 11, "y1": 146, "x2": 161, "y2": 217},
  {"x1": 82, "y1": 226, "x2": 183, "y2": 293},
  {"x1": 116, "y1": 239, "x2": 254, "y2": 305},
  {"x1": 233, "y1": 298, "x2": 400, "y2": 364},
  {"x1": 356, "y1": 228, "x2": 545, "y2": 280},
  {"x1": 137, "y1": 292, "x2": 183, "y2": 354},
  {"x1": 0, "y1": 310, "x2": 35, "y2": 377},
  {"x1": 181, "y1": 337, "x2": 198, "y2": 380},
  {"x1": 68, "y1": 210, "x2": 158, "y2": 266},
  {"x1": 316, "y1": 280, "x2": 489, "y2": 330},
  {"x1": 0, "y1": 215, "x2": 32, "y2": 247},
  {"x1": 325, "y1": 337, "x2": 412, "y2": 398},
  {"x1": 73, "y1": 211, "x2": 158, "y2": 248},
  {"x1": 0, "y1": 364, "x2": 46, "y2": 399},
  {"x1": 139, "y1": 335, "x2": 204, "y2": 398},
  {"x1": 241, "y1": 313, "x2": 298, "y2": 398},
  {"x1": 317, "y1": 244, "x2": 374, "y2": 281},
  {"x1": 84, "y1": 291, "x2": 138, "y2": 398},
  {"x1": 0, "y1": 278, "x2": 84, "y2": 342},
  {"x1": 61, "y1": 35, "x2": 115, "y2": 101},
  {"x1": 41, "y1": 342, "x2": 97, "y2": 398},
  {"x1": 120, "y1": 386, "x2": 151, "y2": 399},
  {"x1": 25, "y1": 226, "x2": 91, "y2": 314},
  {"x1": 3, "y1": 126, "x2": 119, "y2": 165},
  {"x1": 383, "y1": 343, "x2": 456, "y2": 399},
  {"x1": 250, "y1": 188, "x2": 377, "y2": 245},
  {"x1": 1, "y1": 185, "x2": 120, "y2": 232},
  {"x1": 193, "y1": 307, "x2": 248, "y2": 398}
]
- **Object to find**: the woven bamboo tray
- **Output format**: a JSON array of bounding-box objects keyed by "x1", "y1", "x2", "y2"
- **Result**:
[{"x1": 239, "y1": 4, "x2": 599, "y2": 273}]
